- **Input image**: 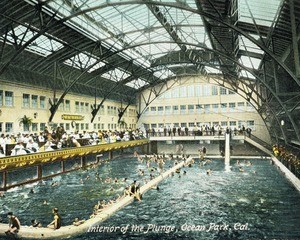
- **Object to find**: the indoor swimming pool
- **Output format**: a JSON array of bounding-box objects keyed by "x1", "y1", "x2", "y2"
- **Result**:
[{"x1": 1, "y1": 156, "x2": 300, "y2": 240}]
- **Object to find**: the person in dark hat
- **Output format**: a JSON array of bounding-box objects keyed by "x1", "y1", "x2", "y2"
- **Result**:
[{"x1": 5, "y1": 212, "x2": 21, "y2": 238}]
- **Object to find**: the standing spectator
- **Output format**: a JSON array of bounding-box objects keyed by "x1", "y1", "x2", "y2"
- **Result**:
[{"x1": 185, "y1": 126, "x2": 189, "y2": 136}]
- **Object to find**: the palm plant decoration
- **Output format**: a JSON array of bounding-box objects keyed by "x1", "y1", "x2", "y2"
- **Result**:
[{"x1": 19, "y1": 115, "x2": 33, "y2": 131}]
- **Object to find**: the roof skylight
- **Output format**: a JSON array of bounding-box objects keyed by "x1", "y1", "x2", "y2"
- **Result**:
[
  {"x1": 4, "y1": 25, "x2": 64, "y2": 57},
  {"x1": 64, "y1": 52, "x2": 106, "y2": 72}
]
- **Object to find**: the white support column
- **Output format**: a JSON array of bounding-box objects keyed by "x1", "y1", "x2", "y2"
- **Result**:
[{"x1": 225, "y1": 133, "x2": 231, "y2": 171}]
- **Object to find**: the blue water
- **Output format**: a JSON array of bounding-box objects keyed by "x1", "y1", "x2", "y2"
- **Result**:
[{"x1": 1, "y1": 156, "x2": 300, "y2": 240}]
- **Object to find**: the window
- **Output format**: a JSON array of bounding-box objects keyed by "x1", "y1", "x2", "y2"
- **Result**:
[
  {"x1": 151, "y1": 124, "x2": 157, "y2": 129},
  {"x1": 188, "y1": 122, "x2": 195, "y2": 127},
  {"x1": 212, "y1": 104, "x2": 219, "y2": 113},
  {"x1": 221, "y1": 103, "x2": 227, "y2": 112},
  {"x1": 247, "y1": 102, "x2": 255, "y2": 111},
  {"x1": 181, "y1": 122, "x2": 187, "y2": 127},
  {"x1": 220, "y1": 87, "x2": 227, "y2": 95},
  {"x1": 59, "y1": 99, "x2": 64, "y2": 111},
  {"x1": 75, "y1": 123, "x2": 79, "y2": 130},
  {"x1": 238, "y1": 121, "x2": 246, "y2": 128},
  {"x1": 31, "y1": 95, "x2": 38, "y2": 108},
  {"x1": 188, "y1": 105, "x2": 194, "y2": 114},
  {"x1": 237, "y1": 102, "x2": 245, "y2": 112},
  {"x1": 180, "y1": 86, "x2": 187, "y2": 98},
  {"x1": 40, "y1": 96, "x2": 46, "y2": 109},
  {"x1": 221, "y1": 121, "x2": 227, "y2": 127},
  {"x1": 165, "y1": 106, "x2": 171, "y2": 114},
  {"x1": 195, "y1": 85, "x2": 202, "y2": 96},
  {"x1": 65, "y1": 100, "x2": 70, "y2": 111},
  {"x1": 40, "y1": 123, "x2": 46, "y2": 131},
  {"x1": 247, "y1": 120, "x2": 255, "y2": 129},
  {"x1": 150, "y1": 107, "x2": 156, "y2": 114},
  {"x1": 85, "y1": 103, "x2": 89, "y2": 113},
  {"x1": 5, "y1": 91, "x2": 14, "y2": 107},
  {"x1": 180, "y1": 105, "x2": 186, "y2": 114},
  {"x1": 229, "y1": 102, "x2": 236, "y2": 112},
  {"x1": 203, "y1": 85, "x2": 211, "y2": 96},
  {"x1": 22, "y1": 94, "x2": 30, "y2": 108},
  {"x1": 85, "y1": 123, "x2": 89, "y2": 130},
  {"x1": 66, "y1": 123, "x2": 70, "y2": 131},
  {"x1": 0, "y1": 122, "x2": 2, "y2": 132},
  {"x1": 0, "y1": 90, "x2": 3, "y2": 106},
  {"x1": 80, "y1": 102, "x2": 84, "y2": 112},
  {"x1": 212, "y1": 121, "x2": 219, "y2": 127},
  {"x1": 228, "y1": 90, "x2": 235, "y2": 95},
  {"x1": 196, "y1": 104, "x2": 202, "y2": 113},
  {"x1": 229, "y1": 121, "x2": 236, "y2": 128},
  {"x1": 5, "y1": 122, "x2": 13, "y2": 132},
  {"x1": 212, "y1": 86, "x2": 218, "y2": 95},
  {"x1": 100, "y1": 105, "x2": 105, "y2": 114},
  {"x1": 32, "y1": 123, "x2": 38, "y2": 132},
  {"x1": 157, "y1": 106, "x2": 164, "y2": 115},
  {"x1": 187, "y1": 85, "x2": 194, "y2": 97},
  {"x1": 204, "y1": 104, "x2": 210, "y2": 113},
  {"x1": 173, "y1": 105, "x2": 179, "y2": 114},
  {"x1": 75, "y1": 101, "x2": 80, "y2": 112}
]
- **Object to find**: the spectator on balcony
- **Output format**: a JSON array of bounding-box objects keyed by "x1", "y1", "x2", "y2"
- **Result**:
[
  {"x1": 11, "y1": 139, "x2": 27, "y2": 156},
  {"x1": 172, "y1": 126, "x2": 176, "y2": 136},
  {"x1": 26, "y1": 137, "x2": 39, "y2": 153},
  {"x1": 185, "y1": 126, "x2": 189, "y2": 136}
]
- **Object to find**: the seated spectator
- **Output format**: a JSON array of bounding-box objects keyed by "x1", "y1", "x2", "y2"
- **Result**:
[
  {"x1": 5, "y1": 212, "x2": 21, "y2": 237},
  {"x1": 26, "y1": 137, "x2": 39, "y2": 153},
  {"x1": 47, "y1": 208, "x2": 61, "y2": 229},
  {"x1": 11, "y1": 139, "x2": 27, "y2": 156}
]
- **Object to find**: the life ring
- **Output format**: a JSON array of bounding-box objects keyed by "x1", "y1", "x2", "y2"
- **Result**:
[{"x1": 71, "y1": 121, "x2": 76, "y2": 128}]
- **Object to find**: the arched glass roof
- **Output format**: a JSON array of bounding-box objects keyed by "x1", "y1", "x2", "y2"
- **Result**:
[{"x1": 0, "y1": 0, "x2": 299, "y2": 145}]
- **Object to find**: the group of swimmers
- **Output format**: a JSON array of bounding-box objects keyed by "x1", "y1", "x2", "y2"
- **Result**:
[{"x1": 2, "y1": 151, "x2": 196, "y2": 237}]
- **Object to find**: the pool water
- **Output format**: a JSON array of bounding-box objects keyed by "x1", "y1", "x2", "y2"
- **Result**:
[{"x1": 1, "y1": 156, "x2": 300, "y2": 240}]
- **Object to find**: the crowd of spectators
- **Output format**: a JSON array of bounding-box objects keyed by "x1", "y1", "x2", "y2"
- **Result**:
[
  {"x1": 272, "y1": 144, "x2": 300, "y2": 178},
  {"x1": 0, "y1": 127, "x2": 146, "y2": 157},
  {"x1": 146, "y1": 124, "x2": 252, "y2": 138}
]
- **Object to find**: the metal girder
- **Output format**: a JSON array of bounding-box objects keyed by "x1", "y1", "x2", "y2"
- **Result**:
[
  {"x1": 196, "y1": 0, "x2": 239, "y2": 79},
  {"x1": 144, "y1": 1, "x2": 207, "y2": 74},
  {"x1": 289, "y1": 0, "x2": 300, "y2": 77}
]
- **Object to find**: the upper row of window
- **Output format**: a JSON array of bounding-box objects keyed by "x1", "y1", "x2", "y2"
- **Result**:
[
  {"x1": 0, "y1": 90, "x2": 135, "y2": 116},
  {"x1": 159, "y1": 85, "x2": 235, "y2": 99}
]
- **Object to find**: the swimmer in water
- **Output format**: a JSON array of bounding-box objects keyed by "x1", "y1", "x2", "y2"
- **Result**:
[
  {"x1": 239, "y1": 167, "x2": 244, "y2": 172},
  {"x1": 73, "y1": 217, "x2": 85, "y2": 226},
  {"x1": 206, "y1": 169, "x2": 212, "y2": 175},
  {"x1": 31, "y1": 219, "x2": 42, "y2": 228}
]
